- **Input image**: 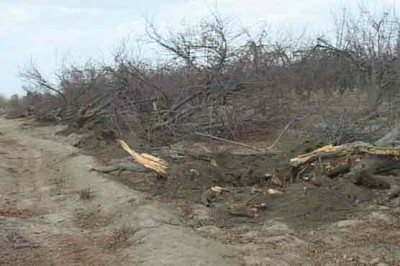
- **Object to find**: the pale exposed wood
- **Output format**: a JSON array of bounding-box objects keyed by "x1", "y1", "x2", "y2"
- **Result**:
[{"x1": 117, "y1": 139, "x2": 168, "y2": 175}]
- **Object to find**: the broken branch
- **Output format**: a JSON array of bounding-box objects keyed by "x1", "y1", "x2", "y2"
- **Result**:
[
  {"x1": 116, "y1": 139, "x2": 168, "y2": 175},
  {"x1": 195, "y1": 132, "x2": 281, "y2": 154}
]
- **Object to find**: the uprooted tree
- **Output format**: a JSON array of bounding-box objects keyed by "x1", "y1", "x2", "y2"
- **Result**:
[{"x1": 290, "y1": 125, "x2": 400, "y2": 198}]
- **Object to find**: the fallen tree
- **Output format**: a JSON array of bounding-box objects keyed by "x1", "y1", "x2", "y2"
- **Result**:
[{"x1": 290, "y1": 126, "x2": 400, "y2": 195}]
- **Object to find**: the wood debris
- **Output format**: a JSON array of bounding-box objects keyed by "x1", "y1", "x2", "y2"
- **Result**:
[
  {"x1": 116, "y1": 139, "x2": 168, "y2": 175},
  {"x1": 289, "y1": 127, "x2": 400, "y2": 196}
]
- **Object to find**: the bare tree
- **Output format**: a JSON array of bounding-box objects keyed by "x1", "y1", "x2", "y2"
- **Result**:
[
  {"x1": 19, "y1": 63, "x2": 68, "y2": 105},
  {"x1": 318, "y1": 5, "x2": 400, "y2": 111}
]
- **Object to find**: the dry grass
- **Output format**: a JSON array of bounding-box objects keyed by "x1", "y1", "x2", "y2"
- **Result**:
[
  {"x1": 308, "y1": 211, "x2": 400, "y2": 266},
  {"x1": 104, "y1": 225, "x2": 137, "y2": 252},
  {"x1": 74, "y1": 209, "x2": 111, "y2": 229},
  {"x1": 181, "y1": 205, "x2": 195, "y2": 220},
  {"x1": 348, "y1": 213, "x2": 400, "y2": 246},
  {"x1": 78, "y1": 186, "x2": 94, "y2": 201},
  {"x1": 207, "y1": 207, "x2": 227, "y2": 226},
  {"x1": 51, "y1": 234, "x2": 119, "y2": 266},
  {"x1": 0, "y1": 208, "x2": 36, "y2": 219}
]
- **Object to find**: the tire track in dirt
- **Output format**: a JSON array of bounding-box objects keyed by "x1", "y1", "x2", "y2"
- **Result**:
[{"x1": 0, "y1": 130, "x2": 51, "y2": 265}]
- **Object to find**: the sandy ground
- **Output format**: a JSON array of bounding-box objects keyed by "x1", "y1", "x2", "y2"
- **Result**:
[
  {"x1": 0, "y1": 117, "x2": 238, "y2": 265},
  {"x1": 0, "y1": 117, "x2": 399, "y2": 266}
]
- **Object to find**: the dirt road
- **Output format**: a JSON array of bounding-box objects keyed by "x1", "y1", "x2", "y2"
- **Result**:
[
  {"x1": 0, "y1": 117, "x2": 399, "y2": 266},
  {"x1": 0, "y1": 117, "x2": 239, "y2": 265}
]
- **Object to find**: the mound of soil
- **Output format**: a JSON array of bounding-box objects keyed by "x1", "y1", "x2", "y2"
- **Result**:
[
  {"x1": 263, "y1": 180, "x2": 377, "y2": 229},
  {"x1": 78, "y1": 129, "x2": 398, "y2": 231},
  {"x1": 108, "y1": 148, "x2": 385, "y2": 230},
  {"x1": 166, "y1": 151, "x2": 286, "y2": 202}
]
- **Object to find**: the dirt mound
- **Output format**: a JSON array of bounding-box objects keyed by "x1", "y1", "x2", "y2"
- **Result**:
[
  {"x1": 109, "y1": 148, "x2": 382, "y2": 230},
  {"x1": 164, "y1": 151, "x2": 286, "y2": 201},
  {"x1": 263, "y1": 180, "x2": 377, "y2": 229}
]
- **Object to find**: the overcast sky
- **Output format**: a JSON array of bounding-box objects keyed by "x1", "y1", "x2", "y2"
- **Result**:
[{"x1": 0, "y1": 0, "x2": 397, "y2": 96}]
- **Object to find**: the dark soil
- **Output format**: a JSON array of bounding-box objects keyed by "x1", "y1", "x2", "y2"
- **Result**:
[
  {"x1": 81, "y1": 133, "x2": 393, "y2": 231},
  {"x1": 262, "y1": 180, "x2": 377, "y2": 229}
]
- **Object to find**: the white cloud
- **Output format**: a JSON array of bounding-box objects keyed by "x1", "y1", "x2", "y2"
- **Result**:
[
  {"x1": 56, "y1": 6, "x2": 103, "y2": 18},
  {"x1": 143, "y1": 0, "x2": 335, "y2": 38},
  {"x1": 48, "y1": 28, "x2": 85, "y2": 45},
  {"x1": 0, "y1": 5, "x2": 41, "y2": 34},
  {"x1": 115, "y1": 19, "x2": 146, "y2": 38},
  {"x1": 57, "y1": 6, "x2": 84, "y2": 15},
  {"x1": 7, "y1": 5, "x2": 36, "y2": 23}
]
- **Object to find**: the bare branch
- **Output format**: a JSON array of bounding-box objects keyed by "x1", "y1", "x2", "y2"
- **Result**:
[{"x1": 19, "y1": 64, "x2": 68, "y2": 105}]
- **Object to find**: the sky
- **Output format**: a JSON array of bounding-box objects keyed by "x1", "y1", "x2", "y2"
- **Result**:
[{"x1": 0, "y1": 0, "x2": 398, "y2": 97}]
